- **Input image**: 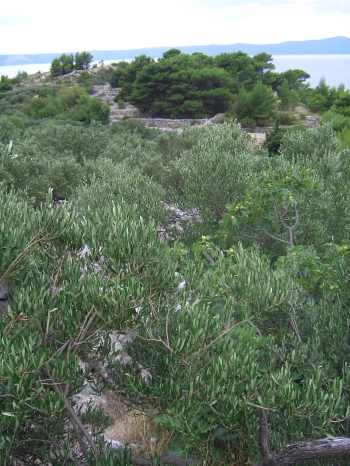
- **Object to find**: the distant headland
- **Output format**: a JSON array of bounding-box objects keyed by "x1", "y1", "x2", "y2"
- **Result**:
[{"x1": 1, "y1": 36, "x2": 350, "y2": 67}]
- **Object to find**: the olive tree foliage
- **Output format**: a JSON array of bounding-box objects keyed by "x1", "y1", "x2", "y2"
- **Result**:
[
  {"x1": 73, "y1": 159, "x2": 167, "y2": 223},
  {"x1": 220, "y1": 159, "x2": 326, "y2": 255},
  {"x1": 107, "y1": 131, "x2": 350, "y2": 465},
  {"x1": 0, "y1": 165, "x2": 176, "y2": 464},
  {"x1": 176, "y1": 123, "x2": 259, "y2": 224},
  {"x1": 0, "y1": 115, "x2": 197, "y2": 205},
  {"x1": 116, "y1": 244, "x2": 350, "y2": 463},
  {"x1": 279, "y1": 123, "x2": 339, "y2": 162},
  {"x1": 107, "y1": 123, "x2": 350, "y2": 463},
  {"x1": 218, "y1": 125, "x2": 348, "y2": 254},
  {"x1": 3, "y1": 107, "x2": 350, "y2": 466},
  {"x1": 0, "y1": 124, "x2": 110, "y2": 202}
]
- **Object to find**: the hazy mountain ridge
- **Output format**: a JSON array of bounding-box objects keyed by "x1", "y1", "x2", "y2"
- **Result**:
[{"x1": 1, "y1": 36, "x2": 350, "y2": 67}]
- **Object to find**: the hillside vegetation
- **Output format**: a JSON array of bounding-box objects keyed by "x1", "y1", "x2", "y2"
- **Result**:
[{"x1": 1, "y1": 53, "x2": 350, "y2": 466}]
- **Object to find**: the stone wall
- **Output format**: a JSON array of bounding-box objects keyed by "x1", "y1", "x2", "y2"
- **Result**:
[
  {"x1": 132, "y1": 113, "x2": 226, "y2": 131},
  {"x1": 133, "y1": 117, "x2": 209, "y2": 130},
  {"x1": 91, "y1": 85, "x2": 141, "y2": 121}
]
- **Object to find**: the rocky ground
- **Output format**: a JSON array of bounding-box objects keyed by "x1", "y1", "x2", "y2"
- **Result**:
[
  {"x1": 157, "y1": 204, "x2": 201, "y2": 241},
  {"x1": 91, "y1": 85, "x2": 141, "y2": 122}
]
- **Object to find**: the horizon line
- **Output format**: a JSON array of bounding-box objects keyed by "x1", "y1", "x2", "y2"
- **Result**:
[{"x1": 1, "y1": 35, "x2": 350, "y2": 57}]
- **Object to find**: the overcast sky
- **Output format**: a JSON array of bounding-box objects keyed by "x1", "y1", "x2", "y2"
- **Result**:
[{"x1": 0, "y1": 0, "x2": 349, "y2": 54}]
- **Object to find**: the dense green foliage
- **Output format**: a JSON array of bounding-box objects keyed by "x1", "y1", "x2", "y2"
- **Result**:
[
  {"x1": 111, "y1": 50, "x2": 310, "y2": 123},
  {"x1": 233, "y1": 82, "x2": 276, "y2": 127},
  {"x1": 0, "y1": 83, "x2": 110, "y2": 127},
  {"x1": 0, "y1": 72, "x2": 28, "y2": 97},
  {"x1": 1, "y1": 58, "x2": 350, "y2": 466},
  {"x1": 302, "y1": 79, "x2": 350, "y2": 148},
  {"x1": 51, "y1": 51, "x2": 93, "y2": 77}
]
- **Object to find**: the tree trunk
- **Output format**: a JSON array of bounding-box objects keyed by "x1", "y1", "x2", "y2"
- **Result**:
[{"x1": 256, "y1": 437, "x2": 350, "y2": 466}]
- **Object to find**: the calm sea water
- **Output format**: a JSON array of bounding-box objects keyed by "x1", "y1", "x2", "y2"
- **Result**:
[
  {"x1": 0, "y1": 62, "x2": 51, "y2": 78},
  {"x1": 0, "y1": 55, "x2": 349, "y2": 88},
  {"x1": 273, "y1": 55, "x2": 350, "y2": 88}
]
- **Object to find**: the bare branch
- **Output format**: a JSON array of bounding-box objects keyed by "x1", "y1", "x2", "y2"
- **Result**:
[
  {"x1": 256, "y1": 437, "x2": 350, "y2": 466},
  {"x1": 259, "y1": 228, "x2": 289, "y2": 245},
  {"x1": 259, "y1": 409, "x2": 271, "y2": 463},
  {"x1": 279, "y1": 204, "x2": 300, "y2": 247},
  {"x1": 138, "y1": 335, "x2": 175, "y2": 354},
  {"x1": 44, "y1": 364, "x2": 96, "y2": 457}
]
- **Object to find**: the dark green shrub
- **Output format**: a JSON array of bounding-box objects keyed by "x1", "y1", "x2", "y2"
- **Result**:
[
  {"x1": 0, "y1": 75, "x2": 13, "y2": 92},
  {"x1": 50, "y1": 52, "x2": 93, "y2": 77},
  {"x1": 233, "y1": 82, "x2": 277, "y2": 126},
  {"x1": 275, "y1": 111, "x2": 297, "y2": 125},
  {"x1": 264, "y1": 124, "x2": 285, "y2": 155}
]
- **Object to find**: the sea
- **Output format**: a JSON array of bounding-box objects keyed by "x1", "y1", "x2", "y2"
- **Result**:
[{"x1": 0, "y1": 55, "x2": 350, "y2": 88}]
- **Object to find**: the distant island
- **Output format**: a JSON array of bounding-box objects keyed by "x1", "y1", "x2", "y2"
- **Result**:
[{"x1": 1, "y1": 36, "x2": 350, "y2": 67}]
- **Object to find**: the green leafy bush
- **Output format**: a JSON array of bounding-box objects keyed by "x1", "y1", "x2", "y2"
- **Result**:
[
  {"x1": 340, "y1": 128, "x2": 350, "y2": 148},
  {"x1": 279, "y1": 124, "x2": 339, "y2": 161},
  {"x1": 176, "y1": 123, "x2": 257, "y2": 223},
  {"x1": 233, "y1": 82, "x2": 277, "y2": 126},
  {"x1": 25, "y1": 85, "x2": 110, "y2": 124},
  {"x1": 117, "y1": 246, "x2": 348, "y2": 462},
  {"x1": 0, "y1": 181, "x2": 178, "y2": 464},
  {"x1": 2, "y1": 73, "x2": 350, "y2": 466}
]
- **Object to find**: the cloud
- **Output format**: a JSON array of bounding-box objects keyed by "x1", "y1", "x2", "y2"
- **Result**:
[
  {"x1": 0, "y1": 16, "x2": 28, "y2": 28},
  {"x1": 0, "y1": 0, "x2": 349, "y2": 54},
  {"x1": 200, "y1": 0, "x2": 348, "y2": 8},
  {"x1": 199, "y1": 0, "x2": 350, "y2": 15},
  {"x1": 316, "y1": 0, "x2": 350, "y2": 13}
]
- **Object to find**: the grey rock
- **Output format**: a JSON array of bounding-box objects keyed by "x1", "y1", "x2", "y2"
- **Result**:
[
  {"x1": 109, "y1": 330, "x2": 137, "y2": 353},
  {"x1": 104, "y1": 437, "x2": 124, "y2": 449},
  {"x1": 91, "y1": 84, "x2": 140, "y2": 123},
  {"x1": 73, "y1": 382, "x2": 108, "y2": 414},
  {"x1": 139, "y1": 367, "x2": 152, "y2": 384},
  {"x1": 50, "y1": 286, "x2": 62, "y2": 297},
  {"x1": 77, "y1": 244, "x2": 91, "y2": 259},
  {"x1": 158, "y1": 203, "x2": 201, "y2": 241},
  {"x1": 304, "y1": 115, "x2": 320, "y2": 128},
  {"x1": 177, "y1": 281, "x2": 187, "y2": 292},
  {"x1": 115, "y1": 352, "x2": 133, "y2": 366}
]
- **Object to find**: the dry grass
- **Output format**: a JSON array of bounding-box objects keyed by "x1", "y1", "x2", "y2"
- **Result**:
[{"x1": 102, "y1": 391, "x2": 172, "y2": 457}]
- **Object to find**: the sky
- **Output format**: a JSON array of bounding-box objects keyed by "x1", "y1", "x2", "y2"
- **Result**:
[{"x1": 0, "y1": 0, "x2": 349, "y2": 54}]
